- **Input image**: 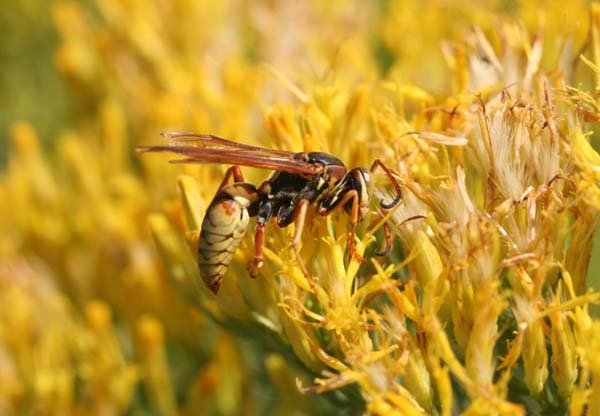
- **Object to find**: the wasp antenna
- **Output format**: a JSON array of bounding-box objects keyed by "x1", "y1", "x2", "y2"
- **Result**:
[{"x1": 370, "y1": 160, "x2": 402, "y2": 209}]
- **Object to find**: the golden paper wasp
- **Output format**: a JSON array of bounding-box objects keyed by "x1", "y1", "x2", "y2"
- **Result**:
[{"x1": 138, "y1": 132, "x2": 402, "y2": 294}]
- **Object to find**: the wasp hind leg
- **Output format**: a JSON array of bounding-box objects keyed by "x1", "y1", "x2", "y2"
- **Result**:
[
  {"x1": 219, "y1": 165, "x2": 245, "y2": 188},
  {"x1": 247, "y1": 201, "x2": 273, "y2": 278}
]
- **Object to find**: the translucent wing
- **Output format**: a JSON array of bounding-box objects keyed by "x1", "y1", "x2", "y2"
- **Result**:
[{"x1": 136, "y1": 132, "x2": 323, "y2": 175}]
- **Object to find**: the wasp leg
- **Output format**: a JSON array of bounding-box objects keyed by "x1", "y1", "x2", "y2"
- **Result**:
[
  {"x1": 247, "y1": 201, "x2": 273, "y2": 278},
  {"x1": 320, "y1": 189, "x2": 366, "y2": 264},
  {"x1": 247, "y1": 223, "x2": 265, "y2": 277},
  {"x1": 280, "y1": 199, "x2": 319, "y2": 293},
  {"x1": 370, "y1": 160, "x2": 402, "y2": 209},
  {"x1": 218, "y1": 165, "x2": 245, "y2": 188},
  {"x1": 366, "y1": 212, "x2": 394, "y2": 257},
  {"x1": 376, "y1": 221, "x2": 393, "y2": 257},
  {"x1": 290, "y1": 199, "x2": 310, "y2": 276}
]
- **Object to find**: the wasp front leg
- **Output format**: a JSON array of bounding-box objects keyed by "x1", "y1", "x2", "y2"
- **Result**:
[
  {"x1": 367, "y1": 213, "x2": 393, "y2": 256},
  {"x1": 370, "y1": 160, "x2": 402, "y2": 209},
  {"x1": 319, "y1": 189, "x2": 366, "y2": 264}
]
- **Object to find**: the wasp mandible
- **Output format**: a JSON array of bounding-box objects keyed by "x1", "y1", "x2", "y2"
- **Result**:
[{"x1": 138, "y1": 132, "x2": 402, "y2": 294}]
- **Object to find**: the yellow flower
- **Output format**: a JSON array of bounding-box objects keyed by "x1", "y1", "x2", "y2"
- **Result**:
[{"x1": 2, "y1": 0, "x2": 600, "y2": 414}]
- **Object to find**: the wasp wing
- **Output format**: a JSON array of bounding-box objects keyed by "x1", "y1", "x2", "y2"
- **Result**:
[
  {"x1": 137, "y1": 132, "x2": 322, "y2": 175},
  {"x1": 161, "y1": 132, "x2": 295, "y2": 156}
]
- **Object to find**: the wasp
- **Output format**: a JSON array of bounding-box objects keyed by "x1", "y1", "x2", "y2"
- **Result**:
[{"x1": 138, "y1": 132, "x2": 402, "y2": 294}]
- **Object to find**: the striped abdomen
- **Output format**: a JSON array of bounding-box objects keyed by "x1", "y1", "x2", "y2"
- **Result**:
[{"x1": 199, "y1": 183, "x2": 258, "y2": 294}]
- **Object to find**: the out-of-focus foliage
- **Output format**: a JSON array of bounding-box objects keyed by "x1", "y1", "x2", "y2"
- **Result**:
[{"x1": 2, "y1": 0, "x2": 600, "y2": 414}]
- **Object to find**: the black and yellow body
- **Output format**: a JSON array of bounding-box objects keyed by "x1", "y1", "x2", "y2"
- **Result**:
[{"x1": 137, "y1": 133, "x2": 402, "y2": 294}]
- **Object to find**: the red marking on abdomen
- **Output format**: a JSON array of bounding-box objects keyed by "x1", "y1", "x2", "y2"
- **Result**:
[{"x1": 220, "y1": 199, "x2": 238, "y2": 216}]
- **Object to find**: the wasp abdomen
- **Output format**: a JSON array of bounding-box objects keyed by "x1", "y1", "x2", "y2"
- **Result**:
[{"x1": 199, "y1": 183, "x2": 258, "y2": 294}]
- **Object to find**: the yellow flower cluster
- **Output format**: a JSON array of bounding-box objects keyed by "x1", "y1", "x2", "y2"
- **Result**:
[{"x1": 2, "y1": 0, "x2": 600, "y2": 414}]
